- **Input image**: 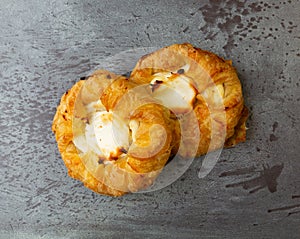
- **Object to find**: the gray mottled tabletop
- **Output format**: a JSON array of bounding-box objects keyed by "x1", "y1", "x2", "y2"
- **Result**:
[{"x1": 1, "y1": 0, "x2": 299, "y2": 238}]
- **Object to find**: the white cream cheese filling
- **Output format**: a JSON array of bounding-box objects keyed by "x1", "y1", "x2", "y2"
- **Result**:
[
  {"x1": 73, "y1": 100, "x2": 130, "y2": 161},
  {"x1": 150, "y1": 72, "x2": 197, "y2": 114},
  {"x1": 92, "y1": 111, "x2": 130, "y2": 159}
]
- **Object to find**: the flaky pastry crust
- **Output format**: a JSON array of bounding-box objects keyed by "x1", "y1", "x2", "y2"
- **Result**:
[
  {"x1": 52, "y1": 43, "x2": 248, "y2": 196},
  {"x1": 130, "y1": 43, "x2": 248, "y2": 156},
  {"x1": 52, "y1": 70, "x2": 173, "y2": 196}
]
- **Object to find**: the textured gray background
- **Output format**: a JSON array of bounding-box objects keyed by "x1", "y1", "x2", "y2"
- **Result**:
[{"x1": 1, "y1": 0, "x2": 300, "y2": 238}]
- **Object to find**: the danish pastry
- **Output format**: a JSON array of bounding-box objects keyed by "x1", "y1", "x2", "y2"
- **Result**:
[
  {"x1": 52, "y1": 43, "x2": 248, "y2": 196},
  {"x1": 52, "y1": 70, "x2": 173, "y2": 196},
  {"x1": 130, "y1": 43, "x2": 248, "y2": 157}
]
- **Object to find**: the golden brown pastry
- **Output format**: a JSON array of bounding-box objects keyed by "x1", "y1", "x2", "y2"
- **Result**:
[
  {"x1": 52, "y1": 43, "x2": 248, "y2": 196},
  {"x1": 52, "y1": 70, "x2": 173, "y2": 196},
  {"x1": 130, "y1": 43, "x2": 248, "y2": 157}
]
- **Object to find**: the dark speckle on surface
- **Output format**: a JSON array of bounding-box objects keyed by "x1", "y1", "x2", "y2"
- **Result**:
[
  {"x1": 272, "y1": 121, "x2": 279, "y2": 132},
  {"x1": 224, "y1": 164, "x2": 284, "y2": 194},
  {"x1": 0, "y1": 0, "x2": 300, "y2": 238},
  {"x1": 269, "y1": 133, "x2": 279, "y2": 142}
]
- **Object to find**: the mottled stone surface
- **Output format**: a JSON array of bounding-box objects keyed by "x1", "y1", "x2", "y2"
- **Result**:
[{"x1": 0, "y1": 0, "x2": 299, "y2": 238}]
